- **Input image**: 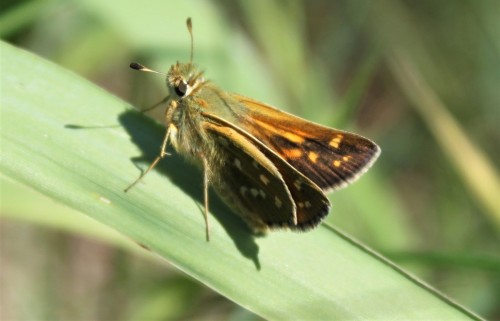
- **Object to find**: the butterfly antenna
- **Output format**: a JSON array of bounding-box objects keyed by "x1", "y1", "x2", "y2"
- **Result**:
[
  {"x1": 186, "y1": 17, "x2": 194, "y2": 64},
  {"x1": 129, "y1": 62, "x2": 166, "y2": 75}
]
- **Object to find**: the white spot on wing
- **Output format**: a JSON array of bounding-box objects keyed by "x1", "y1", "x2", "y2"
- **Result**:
[
  {"x1": 234, "y1": 158, "x2": 242, "y2": 170},
  {"x1": 275, "y1": 196, "x2": 282, "y2": 208}
]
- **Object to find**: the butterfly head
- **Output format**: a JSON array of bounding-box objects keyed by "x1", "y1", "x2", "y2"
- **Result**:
[{"x1": 166, "y1": 62, "x2": 205, "y2": 100}]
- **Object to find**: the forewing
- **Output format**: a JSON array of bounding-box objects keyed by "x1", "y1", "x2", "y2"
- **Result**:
[{"x1": 231, "y1": 95, "x2": 381, "y2": 191}]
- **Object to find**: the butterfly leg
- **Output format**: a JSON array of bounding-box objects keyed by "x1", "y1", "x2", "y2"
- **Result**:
[
  {"x1": 124, "y1": 125, "x2": 172, "y2": 192},
  {"x1": 202, "y1": 155, "x2": 210, "y2": 242}
]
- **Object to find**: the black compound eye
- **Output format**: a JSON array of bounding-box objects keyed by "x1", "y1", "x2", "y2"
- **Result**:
[{"x1": 175, "y1": 81, "x2": 188, "y2": 97}]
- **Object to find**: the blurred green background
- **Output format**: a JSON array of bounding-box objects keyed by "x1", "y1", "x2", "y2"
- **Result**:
[{"x1": 1, "y1": 0, "x2": 499, "y2": 320}]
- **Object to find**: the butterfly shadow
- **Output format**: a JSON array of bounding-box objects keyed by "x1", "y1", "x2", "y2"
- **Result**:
[{"x1": 117, "y1": 110, "x2": 262, "y2": 270}]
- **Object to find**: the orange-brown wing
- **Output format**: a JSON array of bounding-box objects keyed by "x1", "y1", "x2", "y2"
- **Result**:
[{"x1": 230, "y1": 95, "x2": 380, "y2": 192}]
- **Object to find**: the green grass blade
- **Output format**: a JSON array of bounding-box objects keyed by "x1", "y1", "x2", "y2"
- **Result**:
[{"x1": 1, "y1": 41, "x2": 481, "y2": 320}]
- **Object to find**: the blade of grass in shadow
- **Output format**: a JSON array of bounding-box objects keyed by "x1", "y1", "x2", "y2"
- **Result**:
[{"x1": 1, "y1": 41, "x2": 481, "y2": 320}]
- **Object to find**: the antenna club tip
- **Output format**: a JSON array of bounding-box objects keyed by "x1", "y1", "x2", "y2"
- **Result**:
[
  {"x1": 186, "y1": 17, "x2": 192, "y2": 30},
  {"x1": 130, "y1": 62, "x2": 144, "y2": 70}
]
